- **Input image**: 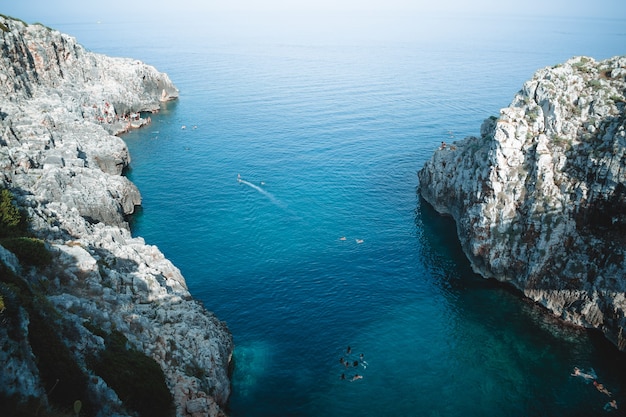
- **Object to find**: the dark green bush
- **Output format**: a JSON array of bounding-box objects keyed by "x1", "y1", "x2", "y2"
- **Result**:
[
  {"x1": 0, "y1": 14, "x2": 28, "y2": 26},
  {"x1": 0, "y1": 188, "x2": 51, "y2": 268},
  {"x1": 90, "y1": 331, "x2": 174, "y2": 417},
  {"x1": 0, "y1": 261, "x2": 94, "y2": 416},
  {"x1": 28, "y1": 309, "x2": 93, "y2": 416},
  {"x1": 0, "y1": 393, "x2": 74, "y2": 417},
  {"x1": 0, "y1": 188, "x2": 27, "y2": 238},
  {"x1": 0, "y1": 237, "x2": 52, "y2": 267}
]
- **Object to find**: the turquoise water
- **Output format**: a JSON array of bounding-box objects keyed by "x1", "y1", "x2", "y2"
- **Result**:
[{"x1": 55, "y1": 13, "x2": 626, "y2": 416}]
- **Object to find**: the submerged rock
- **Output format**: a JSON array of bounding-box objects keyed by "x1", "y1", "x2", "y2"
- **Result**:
[
  {"x1": 0, "y1": 15, "x2": 233, "y2": 417},
  {"x1": 419, "y1": 55, "x2": 626, "y2": 352}
]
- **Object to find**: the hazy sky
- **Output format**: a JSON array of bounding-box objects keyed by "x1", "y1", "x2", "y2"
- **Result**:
[{"x1": 3, "y1": 0, "x2": 625, "y2": 24}]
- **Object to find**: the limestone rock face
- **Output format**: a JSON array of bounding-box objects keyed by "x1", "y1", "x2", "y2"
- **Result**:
[
  {"x1": 0, "y1": 16, "x2": 233, "y2": 417},
  {"x1": 419, "y1": 56, "x2": 626, "y2": 351}
]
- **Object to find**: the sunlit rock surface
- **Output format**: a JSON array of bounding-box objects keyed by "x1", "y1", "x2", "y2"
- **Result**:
[
  {"x1": 0, "y1": 15, "x2": 233, "y2": 417},
  {"x1": 419, "y1": 56, "x2": 626, "y2": 352}
]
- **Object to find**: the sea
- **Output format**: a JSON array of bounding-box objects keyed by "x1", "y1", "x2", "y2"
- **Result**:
[{"x1": 52, "y1": 11, "x2": 625, "y2": 417}]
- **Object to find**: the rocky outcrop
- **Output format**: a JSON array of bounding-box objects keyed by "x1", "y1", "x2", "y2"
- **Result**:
[
  {"x1": 0, "y1": 15, "x2": 233, "y2": 417},
  {"x1": 419, "y1": 56, "x2": 626, "y2": 351}
]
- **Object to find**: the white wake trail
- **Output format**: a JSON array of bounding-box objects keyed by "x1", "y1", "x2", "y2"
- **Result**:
[{"x1": 238, "y1": 178, "x2": 284, "y2": 208}]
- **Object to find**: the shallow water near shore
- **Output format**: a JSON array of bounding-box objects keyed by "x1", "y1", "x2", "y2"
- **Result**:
[{"x1": 56, "y1": 12, "x2": 626, "y2": 416}]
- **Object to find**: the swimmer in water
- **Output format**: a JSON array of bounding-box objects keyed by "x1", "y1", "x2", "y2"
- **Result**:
[
  {"x1": 571, "y1": 367, "x2": 595, "y2": 380},
  {"x1": 346, "y1": 346, "x2": 352, "y2": 355},
  {"x1": 594, "y1": 381, "x2": 612, "y2": 397},
  {"x1": 360, "y1": 353, "x2": 368, "y2": 368},
  {"x1": 604, "y1": 399, "x2": 618, "y2": 411},
  {"x1": 351, "y1": 374, "x2": 363, "y2": 382}
]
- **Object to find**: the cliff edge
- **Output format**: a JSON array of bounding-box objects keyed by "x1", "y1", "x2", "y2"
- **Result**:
[
  {"x1": 419, "y1": 56, "x2": 626, "y2": 352},
  {"x1": 0, "y1": 15, "x2": 233, "y2": 417}
]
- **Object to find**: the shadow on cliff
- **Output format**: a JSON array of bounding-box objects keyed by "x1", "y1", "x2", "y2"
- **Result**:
[
  {"x1": 0, "y1": 181, "x2": 191, "y2": 305},
  {"x1": 563, "y1": 110, "x2": 626, "y2": 244},
  {"x1": 416, "y1": 193, "x2": 626, "y2": 374},
  {"x1": 63, "y1": 243, "x2": 188, "y2": 300},
  {"x1": 415, "y1": 194, "x2": 504, "y2": 293},
  {"x1": 20, "y1": 243, "x2": 183, "y2": 417}
]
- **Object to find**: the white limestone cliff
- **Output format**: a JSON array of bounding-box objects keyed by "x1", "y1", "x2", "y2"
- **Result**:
[
  {"x1": 419, "y1": 56, "x2": 626, "y2": 352},
  {"x1": 0, "y1": 15, "x2": 233, "y2": 417}
]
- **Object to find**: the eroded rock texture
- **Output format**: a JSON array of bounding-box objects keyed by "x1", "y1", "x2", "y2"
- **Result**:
[
  {"x1": 0, "y1": 15, "x2": 233, "y2": 417},
  {"x1": 419, "y1": 56, "x2": 626, "y2": 352}
]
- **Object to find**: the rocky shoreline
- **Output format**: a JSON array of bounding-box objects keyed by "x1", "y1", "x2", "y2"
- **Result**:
[
  {"x1": 0, "y1": 15, "x2": 233, "y2": 417},
  {"x1": 419, "y1": 55, "x2": 626, "y2": 352}
]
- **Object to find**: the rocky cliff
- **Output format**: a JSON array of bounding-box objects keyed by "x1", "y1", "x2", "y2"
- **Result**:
[
  {"x1": 0, "y1": 15, "x2": 233, "y2": 417},
  {"x1": 419, "y1": 55, "x2": 626, "y2": 352}
]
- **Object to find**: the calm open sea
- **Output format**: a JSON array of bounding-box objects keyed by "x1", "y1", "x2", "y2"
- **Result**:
[{"x1": 56, "y1": 12, "x2": 626, "y2": 416}]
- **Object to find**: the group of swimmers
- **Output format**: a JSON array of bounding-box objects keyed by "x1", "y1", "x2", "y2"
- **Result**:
[
  {"x1": 339, "y1": 237, "x2": 364, "y2": 244},
  {"x1": 571, "y1": 367, "x2": 618, "y2": 411},
  {"x1": 339, "y1": 346, "x2": 368, "y2": 382}
]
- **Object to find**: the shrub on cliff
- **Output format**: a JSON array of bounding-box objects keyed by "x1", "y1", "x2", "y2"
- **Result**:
[
  {"x1": 0, "y1": 262, "x2": 95, "y2": 417},
  {"x1": 89, "y1": 330, "x2": 174, "y2": 417},
  {"x1": 28, "y1": 307, "x2": 93, "y2": 416},
  {"x1": 0, "y1": 188, "x2": 27, "y2": 238},
  {"x1": 1, "y1": 237, "x2": 52, "y2": 267},
  {"x1": 0, "y1": 187, "x2": 52, "y2": 267}
]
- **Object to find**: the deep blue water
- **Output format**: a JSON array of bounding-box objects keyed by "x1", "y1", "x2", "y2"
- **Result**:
[{"x1": 54, "y1": 13, "x2": 626, "y2": 416}]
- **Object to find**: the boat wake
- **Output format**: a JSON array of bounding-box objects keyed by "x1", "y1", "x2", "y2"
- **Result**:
[{"x1": 238, "y1": 177, "x2": 285, "y2": 209}]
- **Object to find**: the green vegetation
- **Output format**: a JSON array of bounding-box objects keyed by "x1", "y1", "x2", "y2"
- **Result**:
[
  {"x1": 28, "y1": 305, "x2": 92, "y2": 415},
  {"x1": 33, "y1": 22, "x2": 53, "y2": 31},
  {"x1": 587, "y1": 79, "x2": 603, "y2": 89},
  {"x1": 526, "y1": 106, "x2": 541, "y2": 124},
  {"x1": 0, "y1": 262, "x2": 94, "y2": 416},
  {"x1": 0, "y1": 188, "x2": 27, "y2": 237},
  {"x1": 572, "y1": 57, "x2": 593, "y2": 73},
  {"x1": 0, "y1": 186, "x2": 174, "y2": 416},
  {"x1": 89, "y1": 330, "x2": 174, "y2": 417},
  {"x1": 0, "y1": 14, "x2": 28, "y2": 27},
  {"x1": 0, "y1": 187, "x2": 51, "y2": 268},
  {"x1": 0, "y1": 392, "x2": 75, "y2": 417},
  {"x1": 552, "y1": 134, "x2": 571, "y2": 148},
  {"x1": 0, "y1": 189, "x2": 86, "y2": 413},
  {"x1": 1, "y1": 237, "x2": 52, "y2": 267}
]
